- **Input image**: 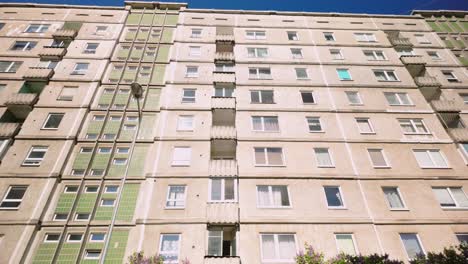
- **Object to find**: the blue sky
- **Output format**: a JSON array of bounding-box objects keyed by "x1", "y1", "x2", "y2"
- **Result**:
[{"x1": 2, "y1": 0, "x2": 468, "y2": 15}]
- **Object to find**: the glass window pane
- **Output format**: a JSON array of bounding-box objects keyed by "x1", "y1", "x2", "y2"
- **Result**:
[
  {"x1": 336, "y1": 234, "x2": 356, "y2": 254},
  {"x1": 433, "y1": 188, "x2": 455, "y2": 207},
  {"x1": 278, "y1": 234, "x2": 296, "y2": 260},
  {"x1": 383, "y1": 187, "x2": 404, "y2": 208},
  {"x1": 400, "y1": 233, "x2": 423, "y2": 259},
  {"x1": 451, "y1": 188, "x2": 468, "y2": 207},
  {"x1": 224, "y1": 179, "x2": 235, "y2": 200},
  {"x1": 267, "y1": 148, "x2": 283, "y2": 165},
  {"x1": 368, "y1": 149, "x2": 387, "y2": 167},
  {"x1": 325, "y1": 187, "x2": 343, "y2": 207},
  {"x1": 211, "y1": 179, "x2": 222, "y2": 201},
  {"x1": 261, "y1": 234, "x2": 276, "y2": 259}
]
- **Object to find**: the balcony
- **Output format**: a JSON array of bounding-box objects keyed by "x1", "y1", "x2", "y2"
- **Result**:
[
  {"x1": 0, "y1": 123, "x2": 21, "y2": 138},
  {"x1": 388, "y1": 37, "x2": 413, "y2": 47},
  {"x1": 415, "y1": 76, "x2": 441, "y2": 87},
  {"x1": 213, "y1": 72, "x2": 236, "y2": 85},
  {"x1": 38, "y1": 46, "x2": 67, "y2": 60},
  {"x1": 211, "y1": 126, "x2": 236, "y2": 140},
  {"x1": 23, "y1": 67, "x2": 54, "y2": 82},
  {"x1": 216, "y1": 34, "x2": 235, "y2": 43},
  {"x1": 5, "y1": 93, "x2": 39, "y2": 119},
  {"x1": 212, "y1": 97, "x2": 236, "y2": 109},
  {"x1": 431, "y1": 100, "x2": 460, "y2": 112},
  {"x1": 448, "y1": 128, "x2": 468, "y2": 142},
  {"x1": 400, "y1": 55, "x2": 426, "y2": 77},
  {"x1": 204, "y1": 257, "x2": 241, "y2": 264},
  {"x1": 52, "y1": 29, "x2": 77, "y2": 40},
  {"x1": 215, "y1": 52, "x2": 235, "y2": 62},
  {"x1": 209, "y1": 159, "x2": 237, "y2": 177},
  {"x1": 206, "y1": 203, "x2": 239, "y2": 224}
]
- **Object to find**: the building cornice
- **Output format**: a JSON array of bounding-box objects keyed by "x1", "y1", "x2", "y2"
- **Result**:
[{"x1": 0, "y1": 2, "x2": 124, "y2": 10}]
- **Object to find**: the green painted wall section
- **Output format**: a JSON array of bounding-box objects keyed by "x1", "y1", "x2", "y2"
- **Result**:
[
  {"x1": 156, "y1": 45, "x2": 170, "y2": 62},
  {"x1": 165, "y1": 14, "x2": 179, "y2": 26},
  {"x1": 86, "y1": 120, "x2": 104, "y2": 135},
  {"x1": 113, "y1": 93, "x2": 130, "y2": 106},
  {"x1": 151, "y1": 65, "x2": 166, "y2": 84},
  {"x1": 80, "y1": 241, "x2": 105, "y2": 264},
  {"x1": 104, "y1": 230, "x2": 130, "y2": 264},
  {"x1": 161, "y1": 28, "x2": 174, "y2": 43},
  {"x1": 427, "y1": 21, "x2": 442, "y2": 31},
  {"x1": 450, "y1": 21, "x2": 464, "y2": 32},
  {"x1": 102, "y1": 119, "x2": 122, "y2": 136},
  {"x1": 128, "y1": 145, "x2": 149, "y2": 175},
  {"x1": 444, "y1": 39, "x2": 454, "y2": 48},
  {"x1": 73, "y1": 152, "x2": 93, "y2": 170},
  {"x1": 144, "y1": 89, "x2": 161, "y2": 110},
  {"x1": 117, "y1": 48, "x2": 130, "y2": 59},
  {"x1": 138, "y1": 115, "x2": 157, "y2": 140},
  {"x1": 119, "y1": 119, "x2": 138, "y2": 141},
  {"x1": 55, "y1": 243, "x2": 81, "y2": 263},
  {"x1": 461, "y1": 21, "x2": 468, "y2": 31},
  {"x1": 125, "y1": 30, "x2": 136, "y2": 41},
  {"x1": 98, "y1": 92, "x2": 114, "y2": 106},
  {"x1": 75, "y1": 193, "x2": 99, "y2": 214},
  {"x1": 91, "y1": 152, "x2": 112, "y2": 170},
  {"x1": 93, "y1": 193, "x2": 118, "y2": 220},
  {"x1": 55, "y1": 193, "x2": 78, "y2": 214},
  {"x1": 32, "y1": 241, "x2": 59, "y2": 264},
  {"x1": 459, "y1": 57, "x2": 468, "y2": 66},
  {"x1": 116, "y1": 184, "x2": 140, "y2": 221},
  {"x1": 438, "y1": 21, "x2": 453, "y2": 32}
]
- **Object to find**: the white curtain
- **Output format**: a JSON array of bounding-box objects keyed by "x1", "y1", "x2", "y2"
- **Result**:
[
  {"x1": 264, "y1": 117, "x2": 279, "y2": 131},
  {"x1": 160, "y1": 234, "x2": 179, "y2": 262},
  {"x1": 315, "y1": 148, "x2": 332, "y2": 166},
  {"x1": 257, "y1": 186, "x2": 270, "y2": 207},
  {"x1": 252, "y1": 117, "x2": 263, "y2": 131},
  {"x1": 368, "y1": 149, "x2": 386, "y2": 167},
  {"x1": 451, "y1": 188, "x2": 468, "y2": 207},
  {"x1": 428, "y1": 150, "x2": 447, "y2": 167},
  {"x1": 433, "y1": 188, "x2": 455, "y2": 206},
  {"x1": 385, "y1": 93, "x2": 399, "y2": 105},
  {"x1": 267, "y1": 148, "x2": 283, "y2": 165},
  {"x1": 278, "y1": 234, "x2": 296, "y2": 260},
  {"x1": 224, "y1": 179, "x2": 235, "y2": 200},
  {"x1": 254, "y1": 148, "x2": 266, "y2": 164},
  {"x1": 383, "y1": 188, "x2": 404, "y2": 208},
  {"x1": 400, "y1": 234, "x2": 423, "y2": 259},
  {"x1": 211, "y1": 179, "x2": 222, "y2": 201},
  {"x1": 336, "y1": 234, "x2": 356, "y2": 254},
  {"x1": 261, "y1": 235, "x2": 275, "y2": 259}
]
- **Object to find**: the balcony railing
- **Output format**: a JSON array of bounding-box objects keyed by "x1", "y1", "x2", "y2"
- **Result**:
[
  {"x1": 213, "y1": 72, "x2": 236, "y2": 84},
  {"x1": 52, "y1": 29, "x2": 77, "y2": 39},
  {"x1": 209, "y1": 160, "x2": 237, "y2": 177},
  {"x1": 212, "y1": 97, "x2": 236, "y2": 109},
  {"x1": 400, "y1": 55, "x2": 426, "y2": 65},
  {"x1": 448, "y1": 128, "x2": 468, "y2": 142},
  {"x1": 414, "y1": 76, "x2": 441, "y2": 87},
  {"x1": 206, "y1": 202, "x2": 238, "y2": 224},
  {"x1": 431, "y1": 100, "x2": 460, "y2": 112},
  {"x1": 215, "y1": 34, "x2": 235, "y2": 42},
  {"x1": 204, "y1": 256, "x2": 241, "y2": 264},
  {"x1": 211, "y1": 126, "x2": 236, "y2": 140},
  {"x1": 0, "y1": 123, "x2": 20, "y2": 138},
  {"x1": 215, "y1": 52, "x2": 235, "y2": 61},
  {"x1": 38, "y1": 46, "x2": 67, "y2": 59},
  {"x1": 5, "y1": 93, "x2": 38, "y2": 106},
  {"x1": 23, "y1": 67, "x2": 54, "y2": 81},
  {"x1": 388, "y1": 37, "x2": 413, "y2": 47}
]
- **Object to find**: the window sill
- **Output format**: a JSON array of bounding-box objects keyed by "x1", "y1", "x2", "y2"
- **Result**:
[
  {"x1": 419, "y1": 167, "x2": 451, "y2": 169},
  {"x1": 441, "y1": 207, "x2": 468, "y2": 211},
  {"x1": 253, "y1": 130, "x2": 280, "y2": 133},
  {"x1": 258, "y1": 206, "x2": 292, "y2": 209},
  {"x1": 339, "y1": 79, "x2": 354, "y2": 81},
  {"x1": 388, "y1": 104, "x2": 415, "y2": 107},
  {"x1": 372, "y1": 166, "x2": 392, "y2": 169},
  {"x1": 171, "y1": 164, "x2": 190, "y2": 167},
  {"x1": 40, "y1": 128, "x2": 59, "y2": 130},
  {"x1": 21, "y1": 163, "x2": 41, "y2": 167},
  {"x1": 309, "y1": 131, "x2": 325, "y2": 133},
  {"x1": 164, "y1": 207, "x2": 186, "y2": 210},
  {"x1": 255, "y1": 165, "x2": 286, "y2": 167},
  {"x1": 377, "y1": 80, "x2": 401, "y2": 83},
  {"x1": 328, "y1": 207, "x2": 347, "y2": 210},
  {"x1": 390, "y1": 208, "x2": 410, "y2": 211},
  {"x1": 0, "y1": 207, "x2": 19, "y2": 210},
  {"x1": 249, "y1": 78, "x2": 273, "y2": 80},
  {"x1": 317, "y1": 165, "x2": 336, "y2": 168},
  {"x1": 360, "y1": 132, "x2": 376, "y2": 135}
]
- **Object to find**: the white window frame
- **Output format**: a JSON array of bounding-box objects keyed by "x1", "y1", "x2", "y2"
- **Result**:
[
  {"x1": 399, "y1": 233, "x2": 425, "y2": 260},
  {"x1": 165, "y1": 185, "x2": 187, "y2": 209},
  {"x1": 415, "y1": 34, "x2": 431, "y2": 44},
  {"x1": 247, "y1": 47, "x2": 269, "y2": 58},
  {"x1": 324, "y1": 186, "x2": 346, "y2": 208},
  {"x1": 254, "y1": 147, "x2": 284, "y2": 167},
  {"x1": 290, "y1": 48, "x2": 303, "y2": 59},
  {"x1": 442, "y1": 70, "x2": 459, "y2": 82},
  {"x1": 100, "y1": 198, "x2": 115, "y2": 207},
  {"x1": 190, "y1": 28, "x2": 202, "y2": 38},
  {"x1": 367, "y1": 148, "x2": 391, "y2": 168},
  {"x1": 83, "y1": 249, "x2": 101, "y2": 260},
  {"x1": 159, "y1": 234, "x2": 181, "y2": 264},
  {"x1": 112, "y1": 158, "x2": 127, "y2": 165},
  {"x1": 251, "y1": 116, "x2": 280, "y2": 132},
  {"x1": 373, "y1": 70, "x2": 399, "y2": 82},
  {"x1": 337, "y1": 68, "x2": 352, "y2": 81},
  {"x1": 0, "y1": 185, "x2": 27, "y2": 209},
  {"x1": 57, "y1": 86, "x2": 77, "y2": 101},
  {"x1": 172, "y1": 147, "x2": 191, "y2": 166},
  {"x1": 354, "y1": 33, "x2": 377, "y2": 42},
  {"x1": 314, "y1": 148, "x2": 335, "y2": 168},
  {"x1": 398, "y1": 119, "x2": 429, "y2": 135},
  {"x1": 185, "y1": 66, "x2": 199, "y2": 78},
  {"x1": 104, "y1": 185, "x2": 119, "y2": 193},
  {"x1": 182, "y1": 88, "x2": 196, "y2": 103},
  {"x1": 382, "y1": 186, "x2": 408, "y2": 210},
  {"x1": 83, "y1": 43, "x2": 99, "y2": 54},
  {"x1": 89, "y1": 233, "x2": 106, "y2": 242},
  {"x1": 330, "y1": 49, "x2": 344, "y2": 60},
  {"x1": 41, "y1": 113, "x2": 64, "y2": 130},
  {"x1": 11, "y1": 41, "x2": 36, "y2": 51},
  {"x1": 345, "y1": 91, "x2": 363, "y2": 105},
  {"x1": 384, "y1": 92, "x2": 413, "y2": 106},
  {"x1": 323, "y1": 32, "x2": 335, "y2": 41},
  {"x1": 295, "y1": 68, "x2": 309, "y2": 80},
  {"x1": 287, "y1": 31, "x2": 298, "y2": 41},
  {"x1": 334, "y1": 233, "x2": 358, "y2": 255},
  {"x1": 249, "y1": 67, "x2": 272, "y2": 79},
  {"x1": 259, "y1": 233, "x2": 297, "y2": 262},
  {"x1": 188, "y1": 46, "x2": 201, "y2": 57},
  {"x1": 246, "y1": 30, "x2": 266, "y2": 40},
  {"x1": 74, "y1": 213, "x2": 91, "y2": 221},
  {"x1": 427, "y1": 51, "x2": 441, "y2": 61},
  {"x1": 44, "y1": 234, "x2": 60, "y2": 243},
  {"x1": 363, "y1": 50, "x2": 387, "y2": 61},
  {"x1": 256, "y1": 185, "x2": 291, "y2": 208},
  {"x1": 25, "y1": 24, "x2": 50, "y2": 33},
  {"x1": 209, "y1": 178, "x2": 237, "y2": 202},
  {"x1": 355, "y1": 118, "x2": 375, "y2": 134},
  {"x1": 0, "y1": 61, "x2": 22, "y2": 73},
  {"x1": 71, "y1": 63, "x2": 89, "y2": 75},
  {"x1": 413, "y1": 149, "x2": 449, "y2": 168},
  {"x1": 306, "y1": 117, "x2": 323, "y2": 132},
  {"x1": 250, "y1": 90, "x2": 274, "y2": 104},
  {"x1": 22, "y1": 146, "x2": 48, "y2": 166},
  {"x1": 66, "y1": 233, "x2": 83, "y2": 243},
  {"x1": 432, "y1": 187, "x2": 468, "y2": 208},
  {"x1": 177, "y1": 115, "x2": 194, "y2": 131}
]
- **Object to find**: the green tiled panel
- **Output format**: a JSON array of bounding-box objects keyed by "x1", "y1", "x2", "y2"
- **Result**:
[
  {"x1": 152, "y1": 14, "x2": 165, "y2": 26},
  {"x1": 76, "y1": 193, "x2": 98, "y2": 213},
  {"x1": 450, "y1": 21, "x2": 464, "y2": 32},
  {"x1": 73, "y1": 153, "x2": 93, "y2": 170},
  {"x1": 56, "y1": 243, "x2": 81, "y2": 264},
  {"x1": 87, "y1": 121, "x2": 104, "y2": 135},
  {"x1": 103, "y1": 230, "x2": 129, "y2": 264},
  {"x1": 165, "y1": 14, "x2": 179, "y2": 26},
  {"x1": 91, "y1": 153, "x2": 112, "y2": 170},
  {"x1": 438, "y1": 21, "x2": 454, "y2": 32},
  {"x1": 118, "y1": 122, "x2": 137, "y2": 141},
  {"x1": 151, "y1": 65, "x2": 166, "y2": 84},
  {"x1": 138, "y1": 115, "x2": 156, "y2": 140},
  {"x1": 32, "y1": 242, "x2": 59, "y2": 264},
  {"x1": 107, "y1": 157, "x2": 128, "y2": 176},
  {"x1": 80, "y1": 242, "x2": 105, "y2": 263},
  {"x1": 116, "y1": 184, "x2": 140, "y2": 221},
  {"x1": 80, "y1": 259, "x2": 99, "y2": 264},
  {"x1": 459, "y1": 57, "x2": 468, "y2": 66},
  {"x1": 126, "y1": 14, "x2": 141, "y2": 25},
  {"x1": 124, "y1": 31, "x2": 136, "y2": 41},
  {"x1": 103, "y1": 120, "x2": 121, "y2": 135},
  {"x1": 141, "y1": 14, "x2": 153, "y2": 25},
  {"x1": 109, "y1": 69, "x2": 123, "y2": 81},
  {"x1": 122, "y1": 71, "x2": 137, "y2": 82},
  {"x1": 98, "y1": 93, "x2": 114, "y2": 105},
  {"x1": 444, "y1": 40, "x2": 454, "y2": 48},
  {"x1": 156, "y1": 45, "x2": 170, "y2": 62},
  {"x1": 116, "y1": 49, "x2": 130, "y2": 59},
  {"x1": 427, "y1": 21, "x2": 442, "y2": 31},
  {"x1": 55, "y1": 193, "x2": 78, "y2": 214},
  {"x1": 94, "y1": 193, "x2": 118, "y2": 220},
  {"x1": 136, "y1": 31, "x2": 149, "y2": 41},
  {"x1": 113, "y1": 93, "x2": 130, "y2": 105},
  {"x1": 130, "y1": 49, "x2": 143, "y2": 60},
  {"x1": 454, "y1": 40, "x2": 465, "y2": 48},
  {"x1": 462, "y1": 21, "x2": 468, "y2": 31},
  {"x1": 144, "y1": 89, "x2": 161, "y2": 110},
  {"x1": 161, "y1": 28, "x2": 174, "y2": 43}
]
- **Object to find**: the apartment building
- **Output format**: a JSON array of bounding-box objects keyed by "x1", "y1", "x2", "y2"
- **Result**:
[
  {"x1": 412, "y1": 10, "x2": 468, "y2": 66},
  {"x1": 0, "y1": 1, "x2": 467, "y2": 264}
]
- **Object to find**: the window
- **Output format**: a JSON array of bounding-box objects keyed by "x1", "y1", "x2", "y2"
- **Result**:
[
  {"x1": 75, "y1": 213, "x2": 90, "y2": 221},
  {"x1": 314, "y1": 148, "x2": 334, "y2": 167},
  {"x1": 400, "y1": 233, "x2": 424, "y2": 259},
  {"x1": 356, "y1": 118, "x2": 374, "y2": 134},
  {"x1": 252, "y1": 116, "x2": 279, "y2": 132},
  {"x1": 330, "y1": 49, "x2": 344, "y2": 60},
  {"x1": 301, "y1": 91, "x2": 315, "y2": 104},
  {"x1": 23, "y1": 146, "x2": 47, "y2": 166},
  {"x1": 335, "y1": 234, "x2": 357, "y2": 254},
  {"x1": 337, "y1": 69, "x2": 352, "y2": 80},
  {"x1": 90, "y1": 169, "x2": 104, "y2": 176},
  {"x1": 384, "y1": 92, "x2": 412, "y2": 106},
  {"x1": 460, "y1": 94, "x2": 468, "y2": 104},
  {"x1": 364, "y1": 50, "x2": 386, "y2": 60},
  {"x1": 159, "y1": 234, "x2": 180, "y2": 263},
  {"x1": 460, "y1": 143, "x2": 468, "y2": 159},
  {"x1": 11, "y1": 41, "x2": 37, "y2": 51},
  {"x1": 182, "y1": 89, "x2": 196, "y2": 103},
  {"x1": 98, "y1": 147, "x2": 111, "y2": 153},
  {"x1": 95, "y1": 26, "x2": 107, "y2": 34},
  {"x1": 368, "y1": 149, "x2": 389, "y2": 168},
  {"x1": 44, "y1": 234, "x2": 60, "y2": 242},
  {"x1": 324, "y1": 32, "x2": 335, "y2": 41},
  {"x1": 83, "y1": 43, "x2": 99, "y2": 54},
  {"x1": 191, "y1": 28, "x2": 202, "y2": 38},
  {"x1": 177, "y1": 115, "x2": 194, "y2": 131},
  {"x1": 0, "y1": 61, "x2": 22, "y2": 73},
  {"x1": 37, "y1": 60, "x2": 58, "y2": 70},
  {"x1": 85, "y1": 186, "x2": 99, "y2": 193},
  {"x1": 249, "y1": 67, "x2": 271, "y2": 79},
  {"x1": 101, "y1": 199, "x2": 115, "y2": 207},
  {"x1": 215, "y1": 63, "x2": 234, "y2": 72},
  {"x1": 185, "y1": 66, "x2": 198, "y2": 77},
  {"x1": 247, "y1": 47, "x2": 268, "y2": 58},
  {"x1": 415, "y1": 34, "x2": 430, "y2": 44},
  {"x1": 84, "y1": 249, "x2": 101, "y2": 260},
  {"x1": 64, "y1": 186, "x2": 78, "y2": 193},
  {"x1": 456, "y1": 234, "x2": 468, "y2": 244},
  {"x1": 123, "y1": 124, "x2": 136, "y2": 130},
  {"x1": 396, "y1": 48, "x2": 414, "y2": 57},
  {"x1": 260, "y1": 234, "x2": 296, "y2": 262},
  {"x1": 307, "y1": 117, "x2": 322, "y2": 132},
  {"x1": 166, "y1": 185, "x2": 186, "y2": 208},
  {"x1": 71, "y1": 63, "x2": 89, "y2": 75},
  {"x1": 90, "y1": 233, "x2": 105, "y2": 242},
  {"x1": 442, "y1": 71, "x2": 458, "y2": 82},
  {"x1": 413, "y1": 149, "x2": 448, "y2": 168},
  {"x1": 246, "y1": 30, "x2": 266, "y2": 40},
  {"x1": 432, "y1": 187, "x2": 468, "y2": 208},
  {"x1": 214, "y1": 87, "x2": 234, "y2": 97},
  {"x1": 0, "y1": 186, "x2": 27, "y2": 209},
  {"x1": 295, "y1": 68, "x2": 309, "y2": 79},
  {"x1": 188, "y1": 46, "x2": 201, "y2": 57},
  {"x1": 58, "y1": 86, "x2": 77, "y2": 101},
  {"x1": 287, "y1": 31, "x2": 298, "y2": 40},
  {"x1": 399, "y1": 119, "x2": 428, "y2": 134},
  {"x1": 54, "y1": 213, "x2": 68, "y2": 221},
  {"x1": 374, "y1": 70, "x2": 399, "y2": 81},
  {"x1": 210, "y1": 178, "x2": 236, "y2": 201},
  {"x1": 42, "y1": 113, "x2": 64, "y2": 129},
  {"x1": 251, "y1": 90, "x2": 274, "y2": 104},
  {"x1": 25, "y1": 24, "x2": 50, "y2": 33},
  {"x1": 105, "y1": 185, "x2": 119, "y2": 193},
  {"x1": 0, "y1": 83, "x2": 5, "y2": 92},
  {"x1": 354, "y1": 33, "x2": 376, "y2": 42},
  {"x1": 345, "y1": 91, "x2": 362, "y2": 105},
  {"x1": 257, "y1": 185, "x2": 290, "y2": 207},
  {"x1": 112, "y1": 158, "x2": 127, "y2": 165},
  {"x1": 427, "y1": 51, "x2": 441, "y2": 60},
  {"x1": 383, "y1": 187, "x2": 406, "y2": 209},
  {"x1": 172, "y1": 147, "x2": 191, "y2": 166},
  {"x1": 324, "y1": 186, "x2": 344, "y2": 208},
  {"x1": 290, "y1": 48, "x2": 303, "y2": 59},
  {"x1": 254, "y1": 147, "x2": 284, "y2": 166}
]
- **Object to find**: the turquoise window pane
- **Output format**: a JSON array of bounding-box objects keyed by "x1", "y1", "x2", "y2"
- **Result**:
[{"x1": 337, "y1": 69, "x2": 351, "y2": 80}]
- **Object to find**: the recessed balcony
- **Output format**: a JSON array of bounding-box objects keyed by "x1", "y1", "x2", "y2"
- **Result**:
[
  {"x1": 215, "y1": 34, "x2": 235, "y2": 43},
  {"x1": 388, "y1": 37, "x2": 413, "y2": 47},
  {"x1": 52, "y1": 29, "x2": 77, "y2": 40},
  {"x1": 431, "y1": 100, "x2": 460, "y2": 112},
  {"x1": 448, "y1": 128, "x2": 468, "y2": 142},
  {"x1": 215, "y1": 52, "x2": 235, "y2": 62},
  {"x1": 23, "y1": 67, "x2": 54, "y2": 82},
  {"x1": 211, "y1": 126, "x2": 236, "y2": 140},
  {"x1": 204, "y1": 256, "x2": 241, "y2": 264},
  {"x1": 38, "y1": 46, "x2": 67, "y2": 60},
  {"x1": 209, "y1": 159, "x2": 238, "y2": 177},
  {"x1": 5, "y1": 93, "x2": 39, "y2": 119},
  {"x1": 213, "y1": 72, "x2": 236, "y2": 85},
  {"x1": 211, "y1": 97, "x2": 236, "y2": 109},
  {"x1": 206, "y1": 203, "x2": 239, "y2": 224},
  {"x1": 0, "y1": 123, "x2": 21, "y2": 138},
  {"x1": 400, "y1": 55, "x2": 426, "y2": 77}
]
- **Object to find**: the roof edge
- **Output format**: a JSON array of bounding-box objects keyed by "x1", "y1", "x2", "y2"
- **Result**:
[{"x1": 0, "y1": 2, "x2": 124, "y2": 10}]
